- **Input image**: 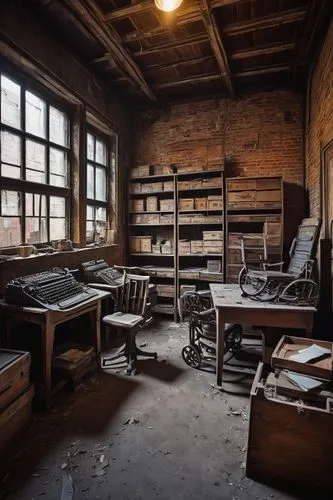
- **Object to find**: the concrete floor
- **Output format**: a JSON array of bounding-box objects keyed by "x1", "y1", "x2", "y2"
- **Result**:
[{"x1": 1, "y1": 319, "x2": 305, "y2": 500}]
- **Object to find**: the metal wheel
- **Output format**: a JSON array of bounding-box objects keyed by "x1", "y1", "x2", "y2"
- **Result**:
[
  {"x1": 254, "y1": 279, "x2": 281, "y2": 302},
  {"x1": 238, "y1": 267, "x2": 268, "y2": 297},
  {"x1": 279, "y1": 279, "x2": 319, "y2": 307},
  {"x1": 182, "y1": 344, "x2": 201, "y2": 369}
]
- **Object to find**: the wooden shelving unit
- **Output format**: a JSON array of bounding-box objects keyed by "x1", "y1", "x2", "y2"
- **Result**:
[{"x1": 225, "y1": 176, "x2": 284, "y2": 283}]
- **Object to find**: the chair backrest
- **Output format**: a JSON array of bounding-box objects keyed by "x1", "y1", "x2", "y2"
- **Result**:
[
  {"x1": 287, "y1": 218, "x2": 322, "y2": 276},
  {"x1": 240, "y1": 234, "x2": 268, "y2": 271},
  {"x1": 119, "y1": 272, "x2": 149, "y2": 316}
]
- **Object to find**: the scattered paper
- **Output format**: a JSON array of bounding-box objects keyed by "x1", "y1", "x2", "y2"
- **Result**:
[
  {"x1": 289, "y1": 344, "x2": 331, "y2": 363},
  {"x1": 285, "y1": 371, "x2": 323, "y2": 392}
]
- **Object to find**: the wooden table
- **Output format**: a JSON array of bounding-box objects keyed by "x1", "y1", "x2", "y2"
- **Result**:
[
  {"x1": 0, "y1": 289, "x2": 110, "y2": 408},
  {"x1": 210, "y1": 284, "x2": 316, "y2": 388}
]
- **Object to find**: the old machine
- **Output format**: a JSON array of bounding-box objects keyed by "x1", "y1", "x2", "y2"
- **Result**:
[
  {"x1": 180, "y1": 291, "x2": 242, "y2": 369},
  {"x1": 4, "y1": 268, "x2": 98, "y2": 310},
  {"x1": 78, "y1": 259, "x2": 123, "y2": 286},
  {"x1": 238, "y1": 218, "x2": 321, "y2": 306}
]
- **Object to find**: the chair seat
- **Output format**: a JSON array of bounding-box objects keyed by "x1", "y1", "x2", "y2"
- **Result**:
[
  {"x1": 103, "y1": 312, "x2": 145, "y2": 329},
  {"x1": 249, "y1": 270, "x2": 295, "y2": 280}
]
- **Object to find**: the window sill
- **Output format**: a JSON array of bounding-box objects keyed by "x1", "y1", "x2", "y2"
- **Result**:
[{"x1": 0, "y1": 243, "x2": 118, "y2": 263}]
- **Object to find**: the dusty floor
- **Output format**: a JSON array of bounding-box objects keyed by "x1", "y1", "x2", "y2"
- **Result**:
[{"x1": 1, "y1": 319, "x2": 306, "y2": 500}]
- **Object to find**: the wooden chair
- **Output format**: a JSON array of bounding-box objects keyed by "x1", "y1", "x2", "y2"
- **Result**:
[
  {"x1": 238, "y1": 218, "x2": 321, "y2": 305},
  {"x1": 101, "y1": 272, "x2": 157, "y2": 374}
]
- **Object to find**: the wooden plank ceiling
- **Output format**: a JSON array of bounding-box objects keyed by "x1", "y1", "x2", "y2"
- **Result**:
[{"x1": 32, "y1": 0, "x2": 332, "y2": 103}]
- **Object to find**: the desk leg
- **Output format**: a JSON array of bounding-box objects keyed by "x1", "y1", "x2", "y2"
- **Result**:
[
  {"x1": 216, "y1": 309, "x2": 225, "y2": 387},
  {"x1": 91, "y1": 301, "x2": 101, "y2": 357},
  {"x1": 41, "y1": 319, "x2": 55, "y2": 409}
]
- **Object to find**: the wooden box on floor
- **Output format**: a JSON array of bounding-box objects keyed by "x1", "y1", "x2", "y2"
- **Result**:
[
  {"x1": 0, "y1": 385, "x2": 34, "y2": 452},
  {"x1": 0, "y1": 349, "x2": 31, "y2": 410},
  {"x1": 246, "y1": 362, "x2": 333, "y2": 495}
]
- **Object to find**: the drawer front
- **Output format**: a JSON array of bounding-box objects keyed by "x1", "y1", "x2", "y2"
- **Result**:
[
  {"x1": 256, "y1": 178, "x2": 281, "y2": 190},
  {"x1": 228, "y1": 179, "x2": 256, "y2": 191},
  {"x1": 256, "y1": 190, "x2": 281, "y2": 202}
]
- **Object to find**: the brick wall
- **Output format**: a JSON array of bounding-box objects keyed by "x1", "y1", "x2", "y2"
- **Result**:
[
  {"x1": 136, "y1": 91, "x2": 304, "y2": 186},
  {"x1": 305, "y1": 19, "x2": 333, "y2": 216}
]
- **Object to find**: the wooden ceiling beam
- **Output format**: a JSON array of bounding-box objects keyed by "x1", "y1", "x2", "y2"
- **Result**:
[
  {"x1": 224, "y1": 8, "x2": 307, "y2": 36},
  {"x1": 154, "y1": 73, "x2": 222, "y2": 89},
  {"x1": 60, "y1": 0, "x2": 156, "y2": 101},
  {"x1": 201, "y1": 0, "x2": 234, "y2": 97},
  {"x1": 143, "y1": 55, "x2": 216, "y2": 71},
  {"x1": 105, "y1": 0, "x2": 249, "y2": 22},
  {"x1": 133, "y1": 33, "x2": 209, "y2": 56},
  {"x1": 123, "y1": 16, "x2": 202, "y2": 42},
  {"x1": 234, "y1": 65, "x2": 290, "y2": 78},
  {"x1": 231, "y1": 41, "x2": 296, "y2": 60}
]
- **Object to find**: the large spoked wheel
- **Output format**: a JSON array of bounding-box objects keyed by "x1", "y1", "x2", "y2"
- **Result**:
[
  {"x1": 253, "y1": 279, "x2": 281, "y2": 302},
  {"x1": 238, "y1": 267, "x2": 267, "y2": 297},
  {"x1": 279, "y1": 279, "x2": 319, "y2": 307},
  {"x1": 182, "y1": 345, "x2": 201, "y2": 369}
]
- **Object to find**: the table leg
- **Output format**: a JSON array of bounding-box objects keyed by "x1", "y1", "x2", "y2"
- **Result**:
[
  {"x1": 41, "y1": 319, "x2": 55, "y2": 409},
  {"x1": 216, "y1": 309, "x2": 225, "y2": 387},
  {"x1": 90, "y1": 301, "x2": 101, "y2": 356}
]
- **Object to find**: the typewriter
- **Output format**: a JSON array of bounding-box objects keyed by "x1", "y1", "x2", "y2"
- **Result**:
[
  {"x1": 79, "y1": 260, "x2": 124, "y2": 286},
  {"x1": 5, "y1": 268, "x2": 98, "y2": 310}
]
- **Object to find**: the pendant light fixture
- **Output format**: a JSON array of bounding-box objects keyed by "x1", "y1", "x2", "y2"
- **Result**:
[{"x1": 154, "y1": 0, "x2": 183, "y2": 12}]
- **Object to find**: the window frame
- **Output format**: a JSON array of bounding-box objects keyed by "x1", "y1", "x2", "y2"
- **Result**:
[{"x1": 0, "y1": 70, "x2": 72, "y2": 246}]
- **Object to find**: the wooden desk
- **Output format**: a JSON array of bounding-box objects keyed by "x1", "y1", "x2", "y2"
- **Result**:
[
  {"x1": 0, "y1": 289, "x2": 110, "y2": 408},
  {"x1": 210, "y1": 284, "x2": 316, "y2": 388}
]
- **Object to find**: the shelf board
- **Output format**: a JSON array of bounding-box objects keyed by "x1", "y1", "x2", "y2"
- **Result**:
[
  {"x1": 179, "y1": 209, "x2": 223, "y2": 213},
  {"x1": 129, "y1": 223, "x2": 174, "y2": 226},
  {"x1": 179, "y1": 253, "x2": 223, "y2": 257},
  {"x1": 179, "y1": 222, "x2": 222, "y2": 225},
  {"x1": 176, "y1": 169, "x2": 223, "y2": 177},
  {"x1": 131, "y1": 253, "x2": 174, "y2": 257},
  {"x1": 129, "y1": 211, "x2": 174, "y2": 214},
  {"x1": 178, "y1": 186, "x2": 222, "y2": 193},
  {"x1": 227, "y1": 208, "x2": 281, "y2": 213},
  {"x1": 130, "y1": 190, "x2": 174, "y2": 195},
  {"x1": 131, "y1": 174, "x2": 174, "y2": 181}
]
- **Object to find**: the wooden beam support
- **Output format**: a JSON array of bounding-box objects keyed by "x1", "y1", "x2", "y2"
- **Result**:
[
  {"x1": 154, "y1": 73, "x2": 222, "y2": 89},
  {"x1": 133, "y1": 33, "x2": 209, "y2": 56},
  {"x1": 60, "y1": 0, "x2": 156, "y2": 101},
  {"x1": 201, "y1": 0, "x2": 234, "y2": 97},
  {"x1": 144, "y1": 55, "x2": 216, "y2": 72},
  {"x1": 123, "y1": 18, "x2": 201, "y2": 43},
  {"x1": 224, "y1": 8, "x2": 307, "y2": 36},
  {"x1": 234, "y1": 65, "x2": 290, "y2": 78},
  {"x1": 105, "y1": 0, "x2": 249, "y2": 22},
  {"x1": 231, "y1": 41, "x2": 296, "y2": 60}
]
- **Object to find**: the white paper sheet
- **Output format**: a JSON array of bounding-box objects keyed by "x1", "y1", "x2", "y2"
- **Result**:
[
  {"x1": 289, "y1": 344, "x2": 331, "y2": 363},
  {"x1": 285, "y1": 371, "x2": 323, "y2": 392}
]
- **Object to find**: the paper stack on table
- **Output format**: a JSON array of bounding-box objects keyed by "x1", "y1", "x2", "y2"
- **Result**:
[{"x1": 289, "y1": 344, "x2": 331, "y2": 363}]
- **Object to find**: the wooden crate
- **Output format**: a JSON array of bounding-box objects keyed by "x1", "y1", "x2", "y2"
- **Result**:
[
  {"x1": 152, "y1": 244, "x2": 161, "y2": 254},
  {"x1": 190, "y1": 240, "x2": 203, "y2": 254},
  {"x1": 156, "y1": 269, "x2": 174, "y2": 278},
  {"x1": 205, "y1": 215, "x2": 223, "y2": 223},
  {"x1": 180, "y1": 285, "x2": 196, "y2": 294},
  {"x1": 179, "y1": 270, "x2": 201, "y2": 279},
  {"x1": 130, "y1": 167, "x2": 139, "y2": 178},
  {"x1": 195, "y1": 198, "x2": 207, "y2": 210},
  {"x1": 151, "y1": 182, "x2": 163, "y2": 192},
  {"x1": 246, "y1": 362, "x2": 333, "y2": 495},
  {"x1": 228, "y1": 201, "x2": 256, "y2": 209},
  {"x1": 207, "y1": 195, "x2": 223, "y2": 210},
  {"x1": 179, "y1": 214, "x2": 192, "y2": 223},
  {"x1": 160, "y1": 214, "x2": 174, "y2": 224},
  {"x1": 228, "y1": 191, "x2": 256, "y2": 203},
  {"x1": 199, "y1": 271, "x2": 223, "y2": 282},
  {"x1": 163, "y1": 181, "x2": 174, "y2": 192},
  {"x1": 207, "y1": 260, "x2": 221, "y2": 272},
  {"x1": 146, "y1": 196, "x2": 158, "y2": 211},
  {"x1": 203, "y1": 241, "x2": 223, "y2": 253},
  {"x1": 137, "y1": 165, "x2": 151, "y2": 177},
  {"x1": 156, "y1": 285, "x2": 175, "y2": 297},
  {"x1": 161, "y1": 241, "x2": 173, "y2": 254},
  {"x1": 202, "y1": 177, "x2": 222, "y2": 188},
  {"x1": 256, "y1": 178, "x2": 281, "y2": 190},
  {"x1": 189, "y1": 179, "x2": 202, "y2": 189},
  {"x1": 141, "y1": 183, "x2": 152, "y2": 193},
  {"x1": 180, "y1": 198, "x2": 194, "y2": 210},
  {"x1": 130, "y1": 237, "x2": 141, "y2": 253},
  {"x1": 228, "y1": 233, "x2": 242, "y2": 246},
  {"x1": 132, "y1": 214, "x2": 147, "y2": 224},
  {"x1": 256, "y1": 190, "x2": 281, "y2": 202},
  {"x1": 178, "y1": 180, "x2": 190, "y2": 190},
  {"x1": 130, "y1": 183, "x2": 141, "y2": 194},
  {"x1": 147, "y1": 214, "x2": 160, "y2": 224},
  {"x1": 0, "y1": 385, "x2": 34, "y2": 452},
  {"x1": 191, "y1": 215, "x2": 206, "y2": 223},
  {"x1": 179, "y1": 240, "x2": 191, "y2": 255},
  {"x1": 271, "y1": 335, "x2": 333, "y2": 380},
  {"x1": 256, "y1": 201, "x2": 281, "y2": 209},
  {"x1": 0, "y1": 349, "x2": 30, "y2": 411},
  {"x1": 203, "y1": 231, "x2": 223, "y2": 240},
  {"x1": 228, "y1": 179, "x2": 256, "y2": 191},
  {"x1": 153, "y1": 165, "x2": 164, "y2": 175},
  {"x1": 160, "y1": 199, "x2": 174, "y2": 211},
  {"x1": 130, "y1": 199, "x2": 145, "y2": 212},
  {"x1": 140, "y1": 237, "x2": 152, "y2": 253}
]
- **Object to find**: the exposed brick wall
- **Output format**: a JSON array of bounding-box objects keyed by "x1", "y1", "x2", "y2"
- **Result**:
[
  {"x1": 135, "y1": 91, "x2": 304, "y2": 186},
  {"x1": 305, "y1": 19, "x2": 333, "y2": 216}
]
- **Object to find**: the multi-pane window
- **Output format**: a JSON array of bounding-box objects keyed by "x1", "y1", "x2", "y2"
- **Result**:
[
  {"x1": 0, "y1": 74, "x2": 70, "y2": 246},
  {"x1": 86, "y1": 131, "x2": 109, "y2": 240}
]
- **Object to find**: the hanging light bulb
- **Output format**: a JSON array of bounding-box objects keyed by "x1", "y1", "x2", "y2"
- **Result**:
[{"x1": 154, "y1": 0, "x2": 183, "y2": 12}]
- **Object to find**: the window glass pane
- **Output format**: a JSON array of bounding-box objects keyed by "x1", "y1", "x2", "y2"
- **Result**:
[
  {"x1": 1, "y1": 190, "x2": 21, "y2": 216},
  {"x1": 1, "y1": 131, "x2": 21, "y2": 166},
  {"x1": 50, "y1": 196, "x2": 66, "y2": 218},
  {"x1": 1, "y1": 76, "x2": 21, "y2": 129},
  {"x1": 86, "y1": 205, "x2": 94, "y2": 220},
  {"x1": 50, "y1": 148, "x2": 67, "y2": 187},
  {"x1": 95, "y1": 139, "x2": 107, "y2": 166},
  {"x1": 25, "y1": 193, "x2": 46, "y2": 217},
  {"x1": 96, "y1": 207, "x2": 107, "y2": 222},
  {"x1": 26, "y1": 139, "x2": 46, "y2": 183},
  {"x1": 95, "y1": 167, "x2": 106, "y2": 201},
  {"x1": 87, "y1": 133, "x2": 94, "y2": 161},
  {"x1": 87, "y1": 163, "x2": 95, "y2": 199},
  {"x1": 0, "y1": 217, "x2": 21, "y2": 246},
  {"x1": 50, "y1": 218, "x2": 66, "y2": 240},
  {"x1": 25, "y1": 91, "x2": 46, "y2": 138},
  {"x1": 25, "y1": 217, "x2": 47, "y2": 244},
  {"x1": 49, "y1": 106, "x2": 69, "y2": 147}
]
